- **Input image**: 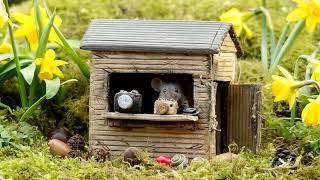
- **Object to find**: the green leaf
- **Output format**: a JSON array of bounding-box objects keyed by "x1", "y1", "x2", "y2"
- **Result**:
[
  {"x1": 261, "y1": 7, "x2": 276, "y2": 58},
  {"x1": 48, "y1": 40, "x2": 81, "y2": 49},
  {"x1": 66, "y1": 40, "x2": 81, "y2": 49},
  {"x1": 20, "y1": 63, "x2": 36, "y2": 85},
  {"x1": 42, "y1": 5, "x2": 89, "y2": 79},
  {"x1": 29, "y1": 12, "x2": 56, "y2": 105},
  {"x1": 0, "y1": 102, "x2": 12, "y2": 114},
  {"x1": 33, "y1": 0, "x2": 43, "y2": 37},
  {"x1": 0, "y1": 59, "x2": 33, "y2": 76},
  {"x1": 35, "y1": 12, "x2": 56, "y2": 58},
  {"x1": 61, "y1": 79, "x2": 78, "y2": 86},
  {"x1": 1, "y1": 130, "x2": 10, "y2": 139},
  {"x1": 261, "y1": 13, "x2": 268, "y2": 69},
  {"x1": 4, "y1": 0, "x2": 28, "y2": 108},
  {"x1": 55, "y1": 27, "x2": 90, "y2": 79},
  {"x1": 0, "y1": 54, "x2": 32, "y2": 61},
  {"x1": 0, "y1": 53, "x2": 13, "y2": 61},
  {"x1": 270, "y1": 21, "x2": 305, "y2": 72},
  {"x1": 20, "y1": 78, "x2": 77, "y2": 121},
  {"x1": 45, "y1": 78, "x2": 60, "y2": 99},
  {"x1": 271, "y1": 24, "x2": 290, "y2": 64},
  {"x1": 20, "y1": 95, "x2": 46, "y2": 121}
]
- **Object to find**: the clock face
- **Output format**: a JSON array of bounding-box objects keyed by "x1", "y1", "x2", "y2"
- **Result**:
[{"x1": 118, "y1": 94, "x2": 133, "y2": 109}]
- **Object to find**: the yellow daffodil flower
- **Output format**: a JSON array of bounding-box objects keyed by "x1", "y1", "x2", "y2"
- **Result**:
[
  {"x1": 12, "y1": 7, "x2": 62, "y2": 51},
  {"x1": 287, "y1": 0, "x2": 320, "y2": 32},
  {"x1": 0, "y1": 1, "x2": 10, "y2": 28},
  {"x1": 35, "y1": 49, "x2": 68, "y2": 80},
  {"x1": 302, "y1": 96, "x2": 320, "y2": 127},
  {"x1": 308, "y1": 58, "x2": 320, "y2": 81},
  {"x1": 220, "y1": 8, "x2": 253, "y2": 38},
  {"x1": 0, "y1": 42, "x2": 12, "y2": 65},
  {"x1": 272, "y1": 65, "x2": 299, "y2": 109},
  {"x1": 0, "y1": 42, "x2": 11, "y2": 53}
]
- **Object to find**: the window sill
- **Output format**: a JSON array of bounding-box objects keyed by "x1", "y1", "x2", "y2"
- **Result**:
[{"x1": 104, "y1": 112, "x2": 198, "y2": 122}]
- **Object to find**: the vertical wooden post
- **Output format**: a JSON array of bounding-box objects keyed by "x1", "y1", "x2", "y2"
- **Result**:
[{"x1": 208, "y1": 82, "x2": 218, "y2": 159}]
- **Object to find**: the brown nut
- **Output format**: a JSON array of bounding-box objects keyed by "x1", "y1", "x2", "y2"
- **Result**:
[{"x1": 48, "y1": 139, "x2": 71, "y2": 157}]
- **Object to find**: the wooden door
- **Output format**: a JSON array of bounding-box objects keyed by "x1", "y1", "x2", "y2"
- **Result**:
[{"x1": 226, "y1": 84, "x2": 262, "y2": 153}]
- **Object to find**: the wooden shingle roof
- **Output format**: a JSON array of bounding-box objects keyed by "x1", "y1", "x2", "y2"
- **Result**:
[{"x1": 81, "y1": 19, "x2": 243, "y2": 57}]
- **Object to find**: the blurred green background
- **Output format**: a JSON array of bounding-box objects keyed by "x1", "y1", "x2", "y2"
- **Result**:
[{"x1": 12, "y1": 0, "x2": 319, "y2": 63}]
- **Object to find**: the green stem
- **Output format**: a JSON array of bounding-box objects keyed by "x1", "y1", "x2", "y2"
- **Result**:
[
  {"x1": 259, "y1": 7, "x2": 276, "y2": 57},
  {"x1": 293, "y1": 80, "x2": 320, "y2": 93},
  {"x1": 33, "y1": 0, "x2": 44, "y2": 36},
  {"x1": 261, "y1": 0, "x2": 268, "y2": 69},
  {"x1": 0, "y1": 102, "x2": 13, "y2": 114},
  {"x1": 20, "y1": 95, "x2": 46, "y2": 121},
  {"x1": 305, "y1": 64, "x2": 313, "y2": 80},
  {"x1": 293, "y1": 56, "x2": 305, "y2": 79},
  {"x1": 4, "y1": 0, "x2": 28, "y2": 108},
  {"x1": 270, "y1": 20, "x2": 305, "y2": 72},
  {"x1": 311, "y1": 48, "x2": 319, "y2": 59},
  {"x1": 290, "y1": 101, "x2": 296, "y2": 124},
  {"x1": 28, "y1": 76, "x2": 39, "y2": 106},
  {"x1": 271, "y1": 23, "x2": 290, "y2": 65}
]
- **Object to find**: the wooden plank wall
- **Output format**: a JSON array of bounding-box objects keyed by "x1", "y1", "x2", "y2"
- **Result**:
[
  {"x1": 89, "y1": 52, "x2": 213, "y2": 159},
  {"x1": 214, "y1": 34, "x2": 238, "y2": 82},
  {"x1": 226, "y1": 84, "x2": 262, "y2": 153}
]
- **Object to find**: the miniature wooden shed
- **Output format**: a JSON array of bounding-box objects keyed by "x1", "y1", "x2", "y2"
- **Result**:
[{"x1": 81, "y1": 19, "x2": 261, "y2": 159}]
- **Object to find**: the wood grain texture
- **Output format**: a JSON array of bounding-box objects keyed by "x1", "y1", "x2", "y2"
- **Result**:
[
  {"x1": 88, "y1": 45, "x2": 220, "y2": 158},
  {"x1": 81, "y1": 19, "x2": 242, "y2": 56},
  {"x1": 104, "y1": 112, "x2": 198, "y2": 122},
  {"x1": 226, "y1": 84, "x2": 262, "y2": 153},
  {"x1": 214, "y1": 34, "x2": 238, "y2": 82}
]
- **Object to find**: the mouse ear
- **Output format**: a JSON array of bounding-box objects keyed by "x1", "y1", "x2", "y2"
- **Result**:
[{"x1": 151, "y1": 78, "x2": 162, "y2": 92}]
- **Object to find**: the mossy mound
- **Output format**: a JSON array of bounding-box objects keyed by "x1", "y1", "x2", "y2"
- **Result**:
[{"x1": 1, "y1": 140, "x2": 320, "y2": 179}]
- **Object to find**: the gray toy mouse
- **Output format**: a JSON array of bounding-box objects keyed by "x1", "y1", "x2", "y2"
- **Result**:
[{"x1": 151, "y1": 78, "x2": 189, "y2": 113}]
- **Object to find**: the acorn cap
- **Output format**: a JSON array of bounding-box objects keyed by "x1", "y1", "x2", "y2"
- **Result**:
[{"x1": 48, "y1": 127, "x2": 72, "y2": 143}]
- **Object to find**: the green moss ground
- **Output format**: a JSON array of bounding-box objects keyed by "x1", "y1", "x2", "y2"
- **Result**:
[
  {"x1": 1, "y1": 137, "x2": 320, "y2": 179},
  {"x1": 1, "y1": 0, "x2": 320, "y2": 179}
]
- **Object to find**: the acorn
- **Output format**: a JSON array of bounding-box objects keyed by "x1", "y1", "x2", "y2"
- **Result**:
[
  {"x1": 48, "y1": 139, "x2": 71, "y2": 157},
  {"x1": 67, "y1": 150, "x2": 83, "y2": 158},
  {"x1": 123, "y1": 147, "x2": 142, "y2": 166},
  {"x1": 67, "y1": 134, "x2": 85, "y2": 150},
  {"x1": 48, "y1": 127, "x2": 72, "y2": 143},
  {"x1": 88, "y1": 146, "x2": 110, "y2": 161}
]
